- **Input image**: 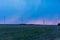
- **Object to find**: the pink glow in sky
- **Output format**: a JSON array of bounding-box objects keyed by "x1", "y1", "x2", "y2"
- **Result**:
[
  {"x1": 26, "y1": 19, "x2": 59, "y2": 25},
  {"x1": 26, "y1": 19, "x2": 43, "y2": 24}
]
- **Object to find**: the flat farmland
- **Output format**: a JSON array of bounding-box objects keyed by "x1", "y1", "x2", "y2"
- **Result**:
[{"x1": 0, "y1": 24, "x2": 60, "y2": 40}]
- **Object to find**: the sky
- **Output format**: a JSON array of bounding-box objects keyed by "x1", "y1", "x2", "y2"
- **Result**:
[{"x1": 0, "y1": 0, "x2": 60, "y2": 25}]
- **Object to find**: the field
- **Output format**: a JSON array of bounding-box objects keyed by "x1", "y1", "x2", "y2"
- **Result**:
[{"x1": 0, "y1": 24, "x2": 60, "y2": 40}]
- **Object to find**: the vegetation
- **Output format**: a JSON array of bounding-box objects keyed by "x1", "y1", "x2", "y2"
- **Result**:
[{"x1": 0, "y1": 25, "x2": 59, "y2": 40}]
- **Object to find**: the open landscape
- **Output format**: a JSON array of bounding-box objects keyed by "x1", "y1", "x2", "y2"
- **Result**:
[{"x1": 0, "y1": 24, "x2": 60, "y2": 40}]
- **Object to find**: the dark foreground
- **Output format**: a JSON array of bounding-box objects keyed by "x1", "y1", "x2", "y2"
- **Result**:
[{"x1": 0, "y1": 24, "x2": 60, "y2": 40}]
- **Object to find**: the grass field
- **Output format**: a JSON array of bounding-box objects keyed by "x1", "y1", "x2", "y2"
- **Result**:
[{"x1": 0, "y1": 24, "x2": 60, "y2": 40}]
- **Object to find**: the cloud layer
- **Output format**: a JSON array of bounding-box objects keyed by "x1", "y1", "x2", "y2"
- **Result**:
[{"x1": 0, "y1": 0, "x2": 60, "y2": 25}]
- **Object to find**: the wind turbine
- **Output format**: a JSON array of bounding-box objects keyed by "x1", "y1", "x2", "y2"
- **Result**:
[{"x1": 4, "y1": 16, "x2": 5, "y2": 24}]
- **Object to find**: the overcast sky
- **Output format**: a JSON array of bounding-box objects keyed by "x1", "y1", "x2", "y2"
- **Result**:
[{"x1": 0, "y1": 0, "x2": 60, "y2": 25}]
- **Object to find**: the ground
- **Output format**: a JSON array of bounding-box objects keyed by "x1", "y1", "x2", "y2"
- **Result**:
[{"x1": 0, "y1": 24, "x2": 60, "y2": 40}]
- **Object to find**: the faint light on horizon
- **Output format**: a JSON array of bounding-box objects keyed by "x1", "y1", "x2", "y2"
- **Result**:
[{"x1": 26, "y1": 19, "x2": 59, "y2": 25}]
